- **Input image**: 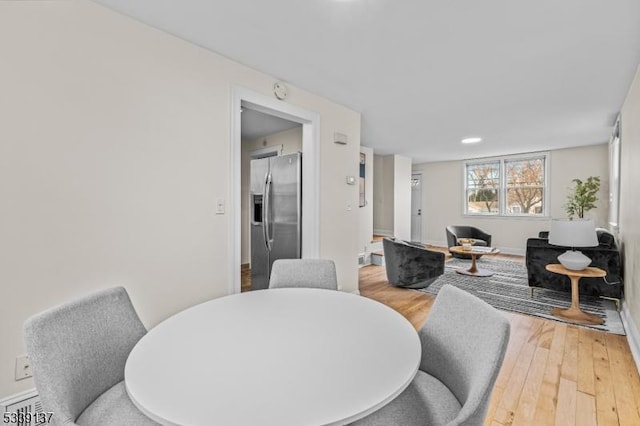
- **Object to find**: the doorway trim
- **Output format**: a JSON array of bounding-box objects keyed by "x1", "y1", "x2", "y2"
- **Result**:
[
  {"x1": 230, "y1": 86, "x2": 320, "y2": 294},
  {"x1": 410, "y1": 172, "x2": 423, "y2": 242}
]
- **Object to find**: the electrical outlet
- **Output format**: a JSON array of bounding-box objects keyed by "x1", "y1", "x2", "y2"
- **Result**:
[{"x1": 15, "y1": 355, "x2": 32, "y2": 381}]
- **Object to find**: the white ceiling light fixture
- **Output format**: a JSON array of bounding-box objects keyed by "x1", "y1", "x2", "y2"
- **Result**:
[{"x1": 461, "y1": 137, "x2": 483, "y2": 144}]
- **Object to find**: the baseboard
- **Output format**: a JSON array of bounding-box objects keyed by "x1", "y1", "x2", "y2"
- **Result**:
[
  {"x1": 370, "y1": 251, "x2": 385, "y2": 266},
  {"x1": 358, "y1": 252, "x2": 371, "y2": 268},
  {"x1": 497, "y1": 246, "x2": 526, "y2": 256},
  {"x1": 0, "y1": 388, "x2": 41, "y2": 417},
  {"x1": 373, "y1": 229, "x2": 393, "y2": 237},
  {"x1": 424, "y1": 239, "x2": 447, "y2": 248},
  {"x1": 621, "y1": 299, "x2": 640, "y2": 373}
]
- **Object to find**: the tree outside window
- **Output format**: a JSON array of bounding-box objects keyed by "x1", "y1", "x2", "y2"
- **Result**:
[
  {"x1": 466, "y1": 162, "x2": 500, "y2": 214},
  {"x1": 505, "y1": 157, "x2": 545, "y2": 215},
  {"x1": 464, "y1": 154, "x2": 548, "y2": 216}
]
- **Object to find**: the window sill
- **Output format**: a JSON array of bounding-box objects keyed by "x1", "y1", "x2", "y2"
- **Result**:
[{"x1": 463, "y1": 214, "x2": 551, "y2": 221}]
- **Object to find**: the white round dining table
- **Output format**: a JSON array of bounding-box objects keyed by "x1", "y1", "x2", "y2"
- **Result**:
[{"x1": 125, "y1": 288, "x2": 421, "y2": 426}]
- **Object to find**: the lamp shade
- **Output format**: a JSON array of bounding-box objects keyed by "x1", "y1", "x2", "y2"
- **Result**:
[{"x1": 548, "y1": 219, "x2": 598, "y2": 248}]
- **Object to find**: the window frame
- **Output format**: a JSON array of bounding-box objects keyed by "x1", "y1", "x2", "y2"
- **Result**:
[
  {"x1": 608, "y1": 116, "x2": 621, "y2": 230},
  {"x1": 463, "y1": 152, "x2": 550, "y2": 218}
]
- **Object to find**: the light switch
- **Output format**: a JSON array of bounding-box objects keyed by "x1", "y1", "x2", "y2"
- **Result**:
[
  {"x1": 215, "y1": 198, "x2": 225, "y2": 214},
  {"x1": 346, "y1": 176, "x2": 356, "y2": 185}
]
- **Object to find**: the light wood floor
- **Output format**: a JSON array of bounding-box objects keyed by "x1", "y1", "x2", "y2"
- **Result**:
[{"x1": 359, "y1": 255, "x2": 640, "y2": 426}]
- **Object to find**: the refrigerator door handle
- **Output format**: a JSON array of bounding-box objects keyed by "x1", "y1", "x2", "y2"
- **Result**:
[{"x1": 263, "y1": 171, "x2": 273, "y2": 251}]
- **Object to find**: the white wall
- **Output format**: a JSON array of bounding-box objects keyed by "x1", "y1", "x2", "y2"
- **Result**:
[
  {"x1": 372, "y1": 154, "x2": 413, "y2": 238},
  {"x1": 620, "y1": 65, "x2": 640, "y2": 342},
  {"x1": 240, "y1": 127, "x2": 302, "y2": 264},
  {"x1": 0, "y1": 0, "x2": 360, "y2": 398},
  {"x1": 393, "y1": 155, "x2": 412, "y2": 241},
  {"x1": 373, "y1": 155, "x2": 393, "y2": 235},
  {"x1": 358, "y1": 146, "x2": 374, "y2": 254},
  {"x1": 412, "y1": 144, "x2": 609, "y2": 253}
]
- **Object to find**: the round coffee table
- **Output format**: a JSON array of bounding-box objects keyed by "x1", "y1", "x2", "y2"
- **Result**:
[{"x1": 449, "y1": 246, "x2": 500, "y2": 277}]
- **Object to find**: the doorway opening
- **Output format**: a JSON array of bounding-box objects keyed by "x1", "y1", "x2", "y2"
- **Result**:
[
  {"x1": 230, "y1": 87, "x2": 320, "y2": 294},
  {"x1": 240, "y1": 108, "x2": 302, "y2": 292}
]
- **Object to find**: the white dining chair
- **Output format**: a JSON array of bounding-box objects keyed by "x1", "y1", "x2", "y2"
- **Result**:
[
  {"x1": 23, "y1": 287, "x2": 159, "y2": 425},
  {"x1": 352, "y1": 284, "x2": 510, "y2": 426},
  {"x1": 269, "y1": 258, "x2": 338, "y2": 290}
]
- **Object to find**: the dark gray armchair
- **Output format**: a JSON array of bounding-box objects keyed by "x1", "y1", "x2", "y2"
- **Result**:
[
  {"x1": 382, "y1": 237, "x2": 445, "y2": 289},
  {"x1": 446, "y1": 225, "x2": 492, "y2": 259}
]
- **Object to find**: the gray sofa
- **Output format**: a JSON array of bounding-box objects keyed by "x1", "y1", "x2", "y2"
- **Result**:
[{"x1": 382, "y1": 237, "x2": 445, "y2": 289}]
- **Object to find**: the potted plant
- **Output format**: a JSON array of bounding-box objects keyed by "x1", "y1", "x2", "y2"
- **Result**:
[{"x1": 565, "y1": 176, "x2": 601, "y2": 219}]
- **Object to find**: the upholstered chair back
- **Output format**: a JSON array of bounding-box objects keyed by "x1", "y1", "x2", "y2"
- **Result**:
[
  {"x1": 418, "y1": 285, "x2": 510, "y2": 425},
  {"x1": 24, "y1": 287, "x2": 148, "y2": 425},
  {"x1": 269, "y1": 259, "x2": 338, "y2": 290}
]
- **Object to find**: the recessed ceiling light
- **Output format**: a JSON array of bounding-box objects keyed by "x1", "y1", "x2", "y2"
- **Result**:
[{"x1": 461, "y1": 137, "x2": 482, "y2": 144}]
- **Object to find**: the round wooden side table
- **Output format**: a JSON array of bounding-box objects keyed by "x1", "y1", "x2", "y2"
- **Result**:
[{"x1": 545, "y1": 263, "x2": 606, "y2": 325}]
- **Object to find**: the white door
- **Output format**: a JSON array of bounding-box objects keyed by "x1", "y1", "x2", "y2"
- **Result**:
[{"x1": 410, "y1": 173, "x2": 422, "y2": 242}]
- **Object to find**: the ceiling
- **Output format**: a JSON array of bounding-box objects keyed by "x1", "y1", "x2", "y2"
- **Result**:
[
  {"x1": 241, "y1": 108, "x2": 300, "y2": 140},
  {"x1": 93, "y1": 0, "x2": 640, "y2": 163}
]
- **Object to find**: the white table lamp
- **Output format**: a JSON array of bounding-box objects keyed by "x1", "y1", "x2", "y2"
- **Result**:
[{"x1": 548, "y1": 219, "x2": 598, "y2": 270}]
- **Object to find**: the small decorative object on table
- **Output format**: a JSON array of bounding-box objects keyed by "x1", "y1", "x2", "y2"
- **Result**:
[{"x1": 460, "y1": 239, "x2": 473, "y2": 251}]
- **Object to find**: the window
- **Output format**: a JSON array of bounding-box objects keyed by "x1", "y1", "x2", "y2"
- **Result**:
[
  {"x1": 464, "y1": 153, "x2": 548, "y2": 217},
  {"x1": 608, "y1": 117, "x2": 620, "y2": 229},
  {"x1": 466, "y1": 161, "x2": 500, "y2": 214},
  {"x1": 505, "y1": 157, "x2": 545, "y2": 215}
]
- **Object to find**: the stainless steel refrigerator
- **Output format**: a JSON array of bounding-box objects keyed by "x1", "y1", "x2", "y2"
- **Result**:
[{"x1": 250, "y1": 152, "x2": 302, "y2": 290}]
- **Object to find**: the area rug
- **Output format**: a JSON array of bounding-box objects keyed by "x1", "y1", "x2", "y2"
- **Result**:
[{"x1": 418, "y1": 257, "x2": 625, "y2": 335}]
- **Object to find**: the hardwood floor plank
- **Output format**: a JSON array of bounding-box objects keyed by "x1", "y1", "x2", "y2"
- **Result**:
[
  {"x1": 512, "y1": 345, "x2": 549, "y2": 425},
  {"x1": 485, "y1": 315, "x2": 530, "y2": 426},
  {"x1": 592, "y1": 332, "x2": 620, "y2": 426},
  {"x1": 493, "y1": 314, "x2": 527, "y2": 389},
  {"x1": 617, "y1": 336, "x2": 640, "y2": 416},
  {"x1": 537, "y1": 320, "x2": 556, "y2": 350},
  {"x1": 605, "y1": 333, "x2": 640, "y2": 426},
  {"x1": 554, "y1": 377, "x2": 577, "y2": 426},
  {"x1": 532, "y1": 322, "x2": 567, "y2": 425},
  {"x1": 577, "y1": 328, "x2": 597, "y2": 396},
  {"x1": 493, "y1": 318, "x2": 543, "y2": 424},
  {"x1": 561, "y1": 326, "x2": 579, "y2": 382},
  {"x1": 576, "y1": 391, "x2": 598, "y2": 426}
]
